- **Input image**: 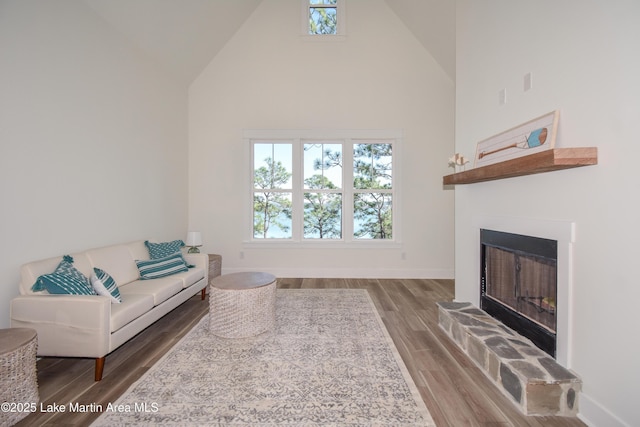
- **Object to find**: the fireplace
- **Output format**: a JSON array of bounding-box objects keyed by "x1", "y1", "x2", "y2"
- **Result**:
[{"x1": 480, "y1": 229, "x2": 557, "y2": 357}]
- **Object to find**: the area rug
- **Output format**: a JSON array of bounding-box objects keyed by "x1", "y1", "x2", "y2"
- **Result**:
[{"x1": 92, "y1": 289, "x2": 435, "y2": 426}]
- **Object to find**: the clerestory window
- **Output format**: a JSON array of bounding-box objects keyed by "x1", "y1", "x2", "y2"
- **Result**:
[
  {"x1": 302, "y1": 0, "x2": 345, "y2": 37},
  {"x1": 245, "y1": 130, "x2": 400, "y2": 246}
]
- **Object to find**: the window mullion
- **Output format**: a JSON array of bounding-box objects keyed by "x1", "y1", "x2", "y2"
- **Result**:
[
  {"x1": 292, "y1": 139, "x2": 303, "y2": 241},
  {"x1": 343, "y1": 138, "x2": 354, "y2": 242}
]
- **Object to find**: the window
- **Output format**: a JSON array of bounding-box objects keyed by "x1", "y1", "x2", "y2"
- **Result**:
[
  {"x1": 252, "y1": 143, "x2": 293, "y2": 239},
  {"x1": 303, "y1": 141, "x2": 342, "y2": 239},
  {"x1": 352, "y1": 142, "x2": 393, "y2": 239},
  {"x1": 246, "y1": 130, "x2": 400, "y2": 246},
  {"x1": 302, "y1": 0, "x2": 345, "y2": 37},
  {"x1": 309, "y1": 0, "x2": 337, "y2": 35}
]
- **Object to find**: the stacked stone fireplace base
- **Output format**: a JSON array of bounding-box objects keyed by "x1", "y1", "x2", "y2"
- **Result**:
[{"x1": 437, "y1": 302, "x2": 581, "y2": 417}]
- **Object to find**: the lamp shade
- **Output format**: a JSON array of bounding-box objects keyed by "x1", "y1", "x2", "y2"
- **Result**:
[{"x1": 185, "y1": 231, "x2": 202, "y2": 247}]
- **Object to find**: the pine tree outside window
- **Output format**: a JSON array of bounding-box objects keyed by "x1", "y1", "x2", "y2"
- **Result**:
[
  {"x1": 302, "y1": 0, "x2": 345, "y2": 37},
  {"x1": 303, "y1": 142, "x2": 342, "y2": 239},
  {"x1": 353, "y1": 143, "x2": 393, "y2": 240},
  {"x1": 253, "y1": 143, "x2": 293, "y2": 239},
  {"x1": 309, "y1": 0, "x2": 337, "y2": 35}
]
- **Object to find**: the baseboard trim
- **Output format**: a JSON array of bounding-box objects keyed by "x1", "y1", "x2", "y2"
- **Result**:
[
  {"x1": 220, "y1": 267, "x2": 454, "y2": 279},
  {"x1": 578, "y1": 392, "x2": 631, "y2": 427}
]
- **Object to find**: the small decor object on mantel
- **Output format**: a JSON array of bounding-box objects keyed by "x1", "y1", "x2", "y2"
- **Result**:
[
  {"x1": 448, "y1": 153, "x2": 470, "y2": 171},
  {"x1": 474, "y1": 110, "x2": 559, "y2": 168}
]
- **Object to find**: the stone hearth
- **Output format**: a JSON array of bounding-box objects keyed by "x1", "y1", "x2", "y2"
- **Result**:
[{"x1": 437, "y1": 302, "x2": 581, "y2": 417}]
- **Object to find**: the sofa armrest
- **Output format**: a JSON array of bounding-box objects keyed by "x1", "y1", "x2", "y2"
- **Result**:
[
  {"x1": 182, "y1": 252, "x2": 210, "y2": 284},
  {"x1": 10, "y1": 295, "x2": 111, "y2": 358}
]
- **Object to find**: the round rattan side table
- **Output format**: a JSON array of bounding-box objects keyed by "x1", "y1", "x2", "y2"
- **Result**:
[
  {"x1": 209, "y1": 272, "x2": 277, "y2": 338},
  {"x1": 0, "y1": 328, "x2": 39, "y2": 426}
]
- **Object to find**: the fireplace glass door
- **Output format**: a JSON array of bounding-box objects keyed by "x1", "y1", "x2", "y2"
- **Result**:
[
  {"x1": 484, "y1": 246, "x2": 557, "y2": 332},
  {"x1": 480, "y1": 229, "x2": 557, "y2": 357}
]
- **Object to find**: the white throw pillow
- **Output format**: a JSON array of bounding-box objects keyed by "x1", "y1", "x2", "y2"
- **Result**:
[{"x1": 91, "y1": 268, "x2": 122, "y2": 304}]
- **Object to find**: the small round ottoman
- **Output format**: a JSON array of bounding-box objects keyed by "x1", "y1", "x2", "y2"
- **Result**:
[
  {"x1": 0, "y1": 328, "x2": 39, "y2": 426},
  {"x1": 209, "y1": 272, "x2": 277, "y2": 338}
]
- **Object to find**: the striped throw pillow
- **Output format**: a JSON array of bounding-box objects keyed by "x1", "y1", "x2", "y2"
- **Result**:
[
  {"x1": 91, "y1": 268, "x2": 122, "y2": 303},
  {"x1": 31, "y1": 255, "x2": 94, "y2": 294},
  {"x1": 55, "y1": 255, "x2": 91, "y2": 286},
  {"x1": 136, "y1": 252, "x2": 188, "y2": 280},
  {"x1": 35, "y1": 273, "x2": 95, "y2": 295},
  {"x1": 144, "y1": 240, "x2": 185, "y2": 259}
]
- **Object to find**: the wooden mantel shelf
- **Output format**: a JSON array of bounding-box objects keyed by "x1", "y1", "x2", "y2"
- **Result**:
[{"x1": 443, "y1": 147, "x2": 597, "y2": 185}]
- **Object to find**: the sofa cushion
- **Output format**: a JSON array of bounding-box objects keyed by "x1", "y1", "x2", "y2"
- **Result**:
[
  {"x1": 145, "y1": 240, "x2": 184, "y2": 259},
  {"x1": 109, "y1": 293, "x2": 154, "y2": 332},
  {"x1": 119, "y1": 277, "x2": 183, "y2": 306},
  {"x1": 135, "y1": 253, "x2": 188, "y2": 280},
  {"x1": 125, "y1": 240, "x2": 150, "y2": 262},
  {"x1": 86, "y1": 245, "x2": 140, "y2": 287},
  {"x1": 91, "y1": 268, "x2": 122, "y2": 304},
  {"x1": 171, "y1": 267, "x2": 205, "y2": 289}
]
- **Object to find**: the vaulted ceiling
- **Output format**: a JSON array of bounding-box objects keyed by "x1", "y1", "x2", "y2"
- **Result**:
[{"x1": 83, "y1": 0, "x2": 455, "y2": 85}]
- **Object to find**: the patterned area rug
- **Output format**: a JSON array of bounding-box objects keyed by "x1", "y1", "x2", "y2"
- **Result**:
[{"x1": 92, "y1": 289, "x2": 434, "y2": 426}]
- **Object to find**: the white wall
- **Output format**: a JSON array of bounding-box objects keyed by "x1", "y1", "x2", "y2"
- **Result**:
[
  {"x1": 189, "y1": 0, "x2": 455, "y2": 278},
  {"x1": 0, "y1": 0, "x2": 189, "y2": 328},
  {"x1": 455, "y1": 1, "x2": 640, "y2": 426}
]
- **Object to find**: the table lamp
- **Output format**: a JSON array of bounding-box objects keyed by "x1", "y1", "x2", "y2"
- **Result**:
[{"x1": 185, "y1": 231, "x2": 202, "y2": 253}]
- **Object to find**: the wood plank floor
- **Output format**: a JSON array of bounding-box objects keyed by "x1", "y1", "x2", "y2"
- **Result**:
[{"x1": 16, "y1": 278, "x2": 586, "y2": 426}]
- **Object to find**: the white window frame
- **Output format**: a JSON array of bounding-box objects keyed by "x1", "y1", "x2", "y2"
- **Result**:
[
  {"x1": 244, "y1": 129, "x2": 402, "y2": 248},
  {"x1": 300, "y1": 0, "x2": 346, "y2": 40}
]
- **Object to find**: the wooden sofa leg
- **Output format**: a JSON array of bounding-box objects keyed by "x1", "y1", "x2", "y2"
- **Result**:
[
  {"x1": 201, "y1": 288, "x2": 206, "y2": 300},
  {"x1": 95, "y1": 357, "x2": 105, "y2": 381}
]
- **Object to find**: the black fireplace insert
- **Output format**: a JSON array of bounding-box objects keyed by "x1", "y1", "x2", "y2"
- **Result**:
[{"x1": 480, "y1": 229, "x2": 557, "y2": 357}]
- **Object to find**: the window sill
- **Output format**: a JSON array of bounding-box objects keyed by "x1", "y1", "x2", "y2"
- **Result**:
[
  {"x1": 242, "y1": 240, "x2": 402, "y2": 249},
  {"x1": 299, "y1": 34, "x2": 347, "y2": 43}
]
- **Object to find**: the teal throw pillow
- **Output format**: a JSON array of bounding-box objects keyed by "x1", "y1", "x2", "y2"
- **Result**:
[
  {"x1": 145, "y1": 240, "x2": 185, "y2": 259},
  {"x1": 35, "y1": 273, "x2": 96, "y2": 295},
  {"x1": 91, "y1": 268, "x2": 122, "y2": 304},
  {"x1": 31, "y1": 255, "x2": 93, "y2": 294},
  {"x1": 136, "y1": 252, "x2": 188, "y2": 280},
  {"x1": 55, "y1": 254, "x2": 91, "y2": 286}
]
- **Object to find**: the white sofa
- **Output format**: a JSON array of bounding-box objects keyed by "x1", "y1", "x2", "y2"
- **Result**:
[{"x1": 10, "y1": 240, "x2": 217, "y2": 381}]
